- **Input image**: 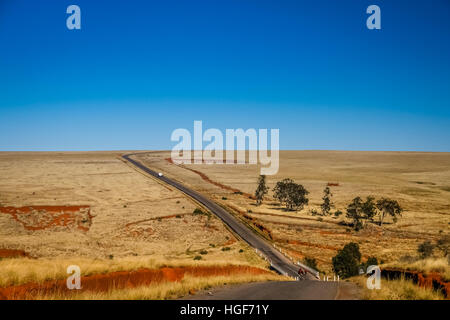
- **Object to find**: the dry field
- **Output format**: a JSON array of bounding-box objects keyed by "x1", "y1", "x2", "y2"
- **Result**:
[
  {"x1": 0, "y1": 152, "x2": 280, "y2": 299},
  {"x1": 135, "y1": 151, "x2": 450, "y2": 275}
]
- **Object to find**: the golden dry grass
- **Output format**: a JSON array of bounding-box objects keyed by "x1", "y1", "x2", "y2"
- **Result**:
[
  {"x1": 384, "y1": 257, "x2": 450, "y2": 281},
  {"x1": 35, "y1": 274, "x2": 287, "y2": 300},
  {"x1": 351, "y1": 275, "x2": 445, "y2": 300},
  {"x1": 136, "y1": 151, "x2": 450, "y2": 274},
  {"x1": 0, "y1": 255, "x2": 272, "y2": 288}
]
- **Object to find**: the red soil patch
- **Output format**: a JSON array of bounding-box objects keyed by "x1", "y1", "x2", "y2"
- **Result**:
[
  {"x1": 381, "y1": 268, "x2": 450, "y2": 299},
  {"x1": 166, "y1": 157, "x2": 174, "y2": 164},
  {"x1": 165, "y1": 158, "x2": 255, "y2": 200},
  {"x1": 319, "y1": 230, "x2": 350, "y2": 236},
  {"x1": 0, "y1": 206, "x2": 92, "y2": 232},
  {"x1": 0, "y1": 265, "x2": 271, "y2": 300},
  {"x1": 0, "y1": 249, "x2": 29, "y2": 259},
  {"x1": 222, "y1": 237, "x2": 237, "y2": 246},
  {"x1": 327, "y1": 182, "x2": 340, "y2": 187}
]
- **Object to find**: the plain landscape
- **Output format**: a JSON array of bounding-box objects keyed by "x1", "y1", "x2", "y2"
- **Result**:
[{"x1": 0, "y1": 150, "x2": 449, "y2": 299}]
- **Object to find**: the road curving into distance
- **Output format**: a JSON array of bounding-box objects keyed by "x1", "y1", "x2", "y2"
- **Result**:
[{"x1": 122, "y1": 152, "x2": 313, "y2": 280}]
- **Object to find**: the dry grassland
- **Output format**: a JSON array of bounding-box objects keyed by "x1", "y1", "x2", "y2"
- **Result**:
[
  {"x1": 0, "y1": 152, "x2": 274, "y2": 298},
  {"x1": 135, "y1": 151, "x2": 450, "y2": 274}
]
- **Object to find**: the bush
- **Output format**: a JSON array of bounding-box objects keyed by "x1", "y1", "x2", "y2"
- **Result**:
[
  {"x1": 193, "y1": 255, "x2": 202, "y2": 260},
  {"x1": 334, "y1": 210, "x2": 343, "y2": 217},
  {"x1": 222, "y1": 247, "x2": 231, "y2": 251},
  {"x1": 303, "y1": 257, "x2": 318, "y2": 270},
  {"x1": 193, "y1": 208, "x2": 210, "y2": 217},
  {"x1": 199, "y1": 250, "x2": 208, "y2": 255},
  {"x1": 418, "y1": 241, "x2": 434, "y2": 259},
  {"x1": 239, "y1": 249, "x2": 244, "y2": 253},
  {"x1": 361, "y1": 256, "x2": 379, "y2": 273},
  {"x1": 366, "y1": 256, "x2": 379, "y2": 266},
  {"x1": 332, "y1": 242, "x2": 361, "y2": 278},
  {"x1": 436, "y1": 235, "x2": 449, "y2": 256},
  {"x1": 222, "y1": 197, "x2": 227, "y2": 200},
  {"x1": 193, "y1": 208, "x2": 204, "y2": 215}
]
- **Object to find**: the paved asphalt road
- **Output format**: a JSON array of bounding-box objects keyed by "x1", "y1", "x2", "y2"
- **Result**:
[
  {"x1": 123, "y1": 153, "x2": 306, "y2": 279},
  {"x1": 183, "y1": 280, "x2": 343, "y2": 300}
]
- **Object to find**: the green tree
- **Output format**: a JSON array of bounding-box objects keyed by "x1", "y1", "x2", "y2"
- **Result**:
[
  {"x1": 254, "y1": 175, "x2": 269, "y2": 206},
  {"x1": 303, "y1": 257, "x2": 318, "y2": 270},
  {"x1": 362, "y1": 196, "x2": 377, "y2": 221},
  {"x1": 273, "y1": 178, "x2": 293, "y2": 207},
  {"x1": 332, "y1": 242, "x2": 362, "y2": 278},
  {"x1": 346, "y1": 197, "x2": 364, "y2": 231},
  {"x1": 273, "y1": 179, "x2": 309, "y2": 211},
  {"x1": 376, "y1": 198, "x2": 403, "y2": 226},
  {"x1": 321, "y1": 186, "x2": 333, "y2": 215},
  {"x1": 286, "y1": 183, "x2": 309, "y2": 211}
]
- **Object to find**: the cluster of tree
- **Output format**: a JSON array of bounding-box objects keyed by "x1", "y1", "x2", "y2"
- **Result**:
[
  {"x1": 254, "y1": 176, "x2": 403, "y2": 230},
  {"x1": 345, "y1": 196, "x2": 402, "y2": 230},
  {"x1": 303, "y1": 257, "x2": 318, "y2": 270},
  {"x1": 331, "y1": 242, "x2": 378, "y2": 278},
  {"x1": 255, "y1": 176, "x2": 309, "y2": 211}
]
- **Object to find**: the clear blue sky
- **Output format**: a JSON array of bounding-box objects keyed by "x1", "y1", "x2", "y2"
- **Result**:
[{"x1": 0, "y1": 0, "x2": 449, "y2": 151}]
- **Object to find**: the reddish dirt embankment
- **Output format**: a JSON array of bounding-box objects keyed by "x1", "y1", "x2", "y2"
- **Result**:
[
  {"x1": 0, "y1": 206, "x2": 92, "y2": 232},
  {"x1": 165, "y1": 158, "x2": 256, "y2": 200},
  {"x1": 0, "y1": 249, "x2": 30, "y2": 259},
  {"x1": 382, "y1": 268, "x2": 450, "y2": 299},
  {"x1": 0, "y1": 265, "x2": 270, "y2": 300}
]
